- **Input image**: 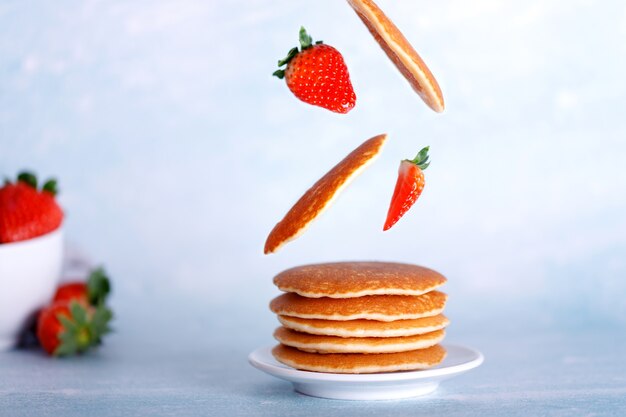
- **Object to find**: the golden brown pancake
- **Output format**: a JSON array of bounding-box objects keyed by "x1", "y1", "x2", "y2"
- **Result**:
[
  {"x1": 346, "y1": 0, "x2": 444, "y2": 112},
  {"x1": 272, "y1": 344, "x2": 446, "y2": 373},
  {"x1": 270, "y1": 291, "x2": 447, "y2": 322},
  {"x1": 274, "y1": 326, "x2": 445, "y2": 354},
  {"x1": 278, "y1": 314, "x2": 449, "y2": 338},
  {"x1": 264, "y1": 134, "x2": 387, "y2": 254},
  {"x1": 273, "y1": 261, "x2": 446, "y2": 298}
]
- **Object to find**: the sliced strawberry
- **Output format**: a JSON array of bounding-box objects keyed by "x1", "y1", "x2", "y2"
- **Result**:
[
  {"x1": 0, "y1": 171, "x2": 63, "y2": 243},
  {"x1": 273, "y1": 27, "x2": 356, "y2": 113},
  {"x1": 383, "y1": 146, "x2": 430, "y2": 231}
]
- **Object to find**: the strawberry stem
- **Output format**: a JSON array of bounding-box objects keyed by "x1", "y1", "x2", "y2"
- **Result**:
[
  {"x1": 406, "y1": 146, "x2": 430, "y2": 170},
  {"x1": 299, "y1": 26, "x2": 313, "y2": 49}
]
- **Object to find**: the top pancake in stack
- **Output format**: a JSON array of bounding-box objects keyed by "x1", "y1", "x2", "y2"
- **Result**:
[
  {"x1": 274, "y1": 261, "x2": 446, "y2": 298},
  {"x1": 270, "y1": 262, "x2": 449, "y2": 373}
]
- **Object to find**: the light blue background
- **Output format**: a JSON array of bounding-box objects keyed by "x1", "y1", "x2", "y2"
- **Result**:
[{"x1": 1, "y1": 1, "x2": 626, "y2": 415}]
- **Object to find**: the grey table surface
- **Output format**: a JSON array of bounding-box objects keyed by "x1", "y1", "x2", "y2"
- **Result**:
[{"x1": 1, "y1": 300, "x2": 625, "y2": 417}]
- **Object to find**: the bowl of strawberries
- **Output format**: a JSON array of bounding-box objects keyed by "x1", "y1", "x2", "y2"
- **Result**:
[{"x1": 0, "y1": 172, "x2": 64, "y2": 351}]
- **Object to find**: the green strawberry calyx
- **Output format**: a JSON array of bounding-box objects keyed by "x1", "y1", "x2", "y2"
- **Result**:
[
  {"x1": 87, "y1": 267, "x2": 112, "y2": 306},
  {"x1": 10, "y1": 171, "x2": 59, "y2": 196},
  {"x1": 273, "y1": 27, "x2": 323, "y2": 79},
  {"x1": 404, "y1": 146, "x2": 431, "y2": 170},
  {"x1": 54, "y1": 301, "x2": 113, "y2": 356}
]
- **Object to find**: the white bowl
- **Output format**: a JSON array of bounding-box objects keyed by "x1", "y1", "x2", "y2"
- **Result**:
[{"x1": 0, "y1": 228, "x2": 63, "y2": 351}]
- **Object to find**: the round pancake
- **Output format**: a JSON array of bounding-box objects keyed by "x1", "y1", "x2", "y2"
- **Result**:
[
  {"x1": 264, "y1": 134, "x2": 387, "y2": 254},
  {"x1": 272, "y1": 344, "x2": 446, "y2": 373},
  {"x1": 270, "y1": 291, "x2": 447, "y2": 322},
  {"x1": 273, "y1": 261, "x2": 446, "y2": 298},
  {"x1": 346, "y1": 0, "x2": 444, "y2": 112},
  {"x1": 274, "y1": 326, "x2": 445, "y2": 354},
  {"x1": 278, "y1": 314, "x2": 449, "y2": 338}
]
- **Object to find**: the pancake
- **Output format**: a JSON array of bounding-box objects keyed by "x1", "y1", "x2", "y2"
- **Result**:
[
  {"x1": 272, "y1": 344, "x2": 446, "y2": 373},
  {"x1": 278, "y1": 314, "x2": 449, "y2": 338},
  {"x1": 274, "y1": 326, "x2": 445, "y2": 354},
  {"x1": 270, "y1": 291, "x2": 447, "y2": 322},
  {"x1": 273, "y1": 261, "x2": 446, "y2": 298},
  {"x1": 346, "y1": 0, "x2": 444, "y2": 112},
  {"x1": 264, "y1": 134, "x2": 387, "y2": 254}
]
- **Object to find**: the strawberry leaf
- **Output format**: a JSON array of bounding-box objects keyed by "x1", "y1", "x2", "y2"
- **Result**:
[
  {"x1": 54, "y1": 336, "x2": 78, "y2": 356},
  {"x1": 42, "y1": 179, "x2": 59, "y2": 196},
  {"x1": 274, "y1": 27, "x2": 323, "y2": 77},
  {"x1": 70, "y1": 301, "x2": 88, "y2": 326},
  {"x1": 91, "y1": 305, "x2": 113, "y2": 343},
  {"x1": 57, "y1": 314, "x2": 78, "y2": 333},
  {"x1": 87, "y1": 267, "x2": 111, "y2": 306},
  {"x1": 53, "y1": 302, "x2": 106, "y2": 356},
  {"x1": 406, "y1": 146, "x2": 431, "y2": 170},
  {"x1": 17, "y1": 171, "x2": 37, "y2": 189},
  {"x1": 277, "y1": 47, "x2": 298, "y2": 68}
]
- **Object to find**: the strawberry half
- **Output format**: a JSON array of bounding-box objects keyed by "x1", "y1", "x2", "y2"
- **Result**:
[
  {"x1": 37, "y1": 301, "x2": 112, "y2": 356},
  {"x1": 54, "y1": 267, "x2": 112, "y2": 307},
  {"x1": 273, "y1": 27, "x2": 356, "y2": 114},
  {"x1": 0, "y1": 171, "x2": 63, "y2": 243},
  {"x1": 383, "y1": 146, "x2": 430, "y2": 231}
]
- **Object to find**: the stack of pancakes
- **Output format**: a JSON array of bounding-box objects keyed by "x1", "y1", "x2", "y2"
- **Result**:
[{"x1": 269, "y1": 262, "x2": 449, "y2": 374}]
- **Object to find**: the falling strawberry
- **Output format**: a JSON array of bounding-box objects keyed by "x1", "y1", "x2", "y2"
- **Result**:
[
  {"x1": 0, "y1": 171, "x2": 63, "y2": 243},
  {"x1": 273, "y1": 27, "x2": 356, "y2": 114},
  {"x1": 383, "y1": 146, "x2": 430, "y2": 231},
  {"x1": 37, "y1": 301, "x2": 112, "y2": 356},
  {"x1": 53, "y1": 267, "x2": 112, "y2": 307}
]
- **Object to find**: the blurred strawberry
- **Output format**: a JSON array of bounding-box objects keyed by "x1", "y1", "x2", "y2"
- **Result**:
[
  {"x1": 54, "y1": 268, "x2": 112, "y2": 307},
  {"x1": 37, "y1": 301, "x2": 112, "y2": 356},
  {"x1": 0, "y1": 171, "x2": 63, "y2": 243}
]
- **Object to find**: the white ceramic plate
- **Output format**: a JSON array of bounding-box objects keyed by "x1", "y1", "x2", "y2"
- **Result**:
[{"x1": 249, "y1": 344, "x2": 483, "y2": 400}]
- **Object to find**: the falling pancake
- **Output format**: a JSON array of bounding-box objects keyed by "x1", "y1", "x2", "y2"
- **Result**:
[
  {"x1": 274, "y1": 326, "x2": 445, "y2": 354},
  {"x1": 272, "y1": 344, "x2": 446, "y2": 374},
  {"x1": 273, "y1": 261, "x2": 446, "y2": 298},
  {"x1": 264, "y1": 134, "x2": 387, "y2": 254},
  {"x1": 270, "y1": 291, "x2": 447, "y2": 322},
  {"x1": 278, "y1": 314, "x2": 449, "y2": 338},
  {"x1": 346, "y1": 0, "x2": 444, "y2": 112}
]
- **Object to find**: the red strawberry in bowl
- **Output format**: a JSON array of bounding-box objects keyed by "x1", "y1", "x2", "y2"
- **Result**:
[
  {"x1": 0, "y1": 170, "x2": 64, "y2": 351},
  {"x1": 273, "y1": 27, "x2": 356, "y2": 114},
  {"x1": 0, "y1": 171, "x2": 63, "y2": 244}
]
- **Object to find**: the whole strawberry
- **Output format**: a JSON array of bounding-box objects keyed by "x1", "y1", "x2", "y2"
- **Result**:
[
  {"x1": 37, "y1": 301, "x2": 112, "y2": 356},
  {"x1": 274, "y1": 27, "x2": 356, "y2": 114},
  {"x1": 383, "y1": 146, "x2": 430, "y2": 231},
  {"x1": 0, "y1": 171, "x2": 63, "y2": 243},
  {"x1": 54, "y1": 267, "x2": 112, "y2": 307}
]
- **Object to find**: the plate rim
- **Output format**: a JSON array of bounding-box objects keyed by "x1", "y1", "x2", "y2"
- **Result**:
[{"x1": 248, "y1": 343, "x2": 484, "y2": 383}]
